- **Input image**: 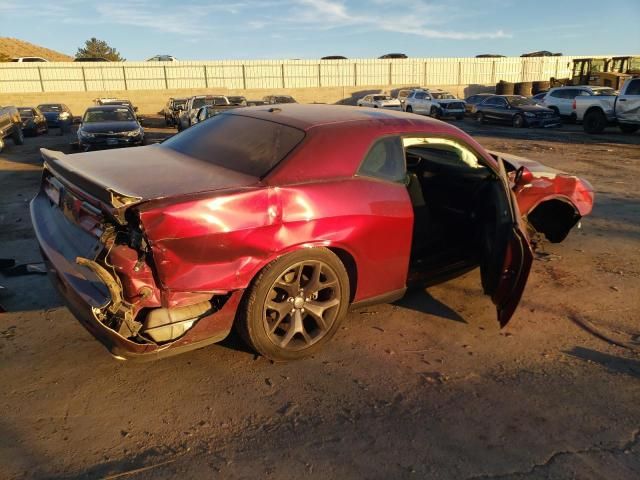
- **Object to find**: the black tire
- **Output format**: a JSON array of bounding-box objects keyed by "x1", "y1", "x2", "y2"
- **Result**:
[
  {"x1": 406, "y1": 105, "x2": 413, "y2": 113},
  {"x1": 12, "y1": 127, "x2": 24, "y2": 145},
  {"x1": 430, "y1": 106, "x2": 440, "y2": 118},
  {"x1": 583, "y1": 109, "x2": 606, "y2": 134},
  {"x1": 619, "y1": 124, "x2": 639, "y2": 134},
  {"x1": 512, "y1": 114, "x2": 525, "y2": 128},
  {"x1": 373, "y1": 105, "x2": 378, "y2": 108},
  {"x1": 236, "y1": 248, "x2": 349, "y2": 361},
  {"x1": 549, "y1": 106, "x2": 559, "y2": 116},
  {"x1": 476, "y1": 112, "x2": 485, "y2": 124}
]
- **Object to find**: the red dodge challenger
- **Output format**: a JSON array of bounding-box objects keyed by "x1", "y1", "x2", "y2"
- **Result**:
[{"x1": 30, "y1": 105, "x2": 593, "y2": 361}]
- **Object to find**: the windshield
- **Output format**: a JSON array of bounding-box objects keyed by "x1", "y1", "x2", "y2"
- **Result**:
[
  {"x1": 591, "y1": 59, "x2": 606, "y2": 73},
  {"x1": 373, "y1": 95, "x2": 391, "y2": 101},
  {"x1": 506, "y1": 96, "x2": 536, "y2": 107},
  {"x1": 161, "y1": 114, "x2": 305, "y2": 177},
  {"x1": 431, "y1": 92, "x2": 455, "y2": 99},
  {"x1": 83, "y1": 108, "x2": 135, "y2": 123},
  {"x1": 173, "y1": 100, "x2": 187, "y2": 108},
  {"x1": 592, "y1": 88, "x2": 616, "y2": 96},
  {"x1": 18, "y1": 108, "x2": 33, "y2": 117},
  {"x1": 38, "y1": 104, "x2": 63, "y2": 112}
]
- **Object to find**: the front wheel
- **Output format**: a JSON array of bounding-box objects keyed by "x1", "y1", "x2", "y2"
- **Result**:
[
  {"x1": 405, "y1": 105, "x2": 413, "y2": 113},
  {"x1": 619, "y1": 123, "x2": 639, "y2": 134},
  {"x1": 430, "y1": 106, "x2": 440, "y2": 118},
  {"x1": 476, "y1": 112, "x2": 485, "y2": 124},
  {"x1": 236, "y1": 248, "x2": 349, "y2": 361},
  {"x1": 512, "y1": 114, "x2": 525, "y2": 128}
]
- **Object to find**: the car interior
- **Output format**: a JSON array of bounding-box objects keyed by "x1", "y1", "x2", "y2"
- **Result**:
[{"x1": 402, "y1": 137, "x2": 511, "y2": 292}]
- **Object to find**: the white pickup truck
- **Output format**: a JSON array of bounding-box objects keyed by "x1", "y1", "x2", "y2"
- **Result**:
[{"x1": 574, "y1": 77, "x2": 640, "y2": 134}]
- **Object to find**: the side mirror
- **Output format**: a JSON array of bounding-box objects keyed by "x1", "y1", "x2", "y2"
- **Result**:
[{"x1": 514, "y1": 166, "x2": 534, "y2": 187}]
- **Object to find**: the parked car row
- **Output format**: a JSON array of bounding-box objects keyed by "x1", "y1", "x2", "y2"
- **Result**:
[{"x1": 161, "y1": 94, "x2": 297, "y2": 131}]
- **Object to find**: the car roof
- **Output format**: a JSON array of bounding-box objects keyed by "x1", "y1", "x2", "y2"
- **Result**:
[{"x1": 226, "y1": 103, "x2": 457, "y2": 132}]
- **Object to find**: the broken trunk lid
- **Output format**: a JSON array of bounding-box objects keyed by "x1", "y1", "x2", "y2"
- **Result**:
[{"x1": 40, "y1": 147, "x2": 259, "y2": 213}]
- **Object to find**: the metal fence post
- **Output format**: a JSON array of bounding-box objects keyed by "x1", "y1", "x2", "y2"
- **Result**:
[
  {"x1": 388, "y1": 62, "x2": 392, "y2": 85},
  {"x1": 318, "y1": 63, "x2": 321, "y2": 87},
  {"x1": 242, "y1": 64, "x2": 247, "y2": 89},
  {"x1": 81, "y1": 66, "x2": 87, "y2": 91},
  {"x1": 37, "y1": 66, "x2": 44, "y2": 92},
  {"x1": 354, "y1": 63, "x2": 357, "y2": 86},
  {"x1": 424, "y1": 61, "x2": 428, "y2": 86},
  {"x1": 122, "y1": 66, "x2": 128, "y2": 90},
  {"x1": 204, "y1": 65, "x2": 209, "y2": 88},
  {"x1": 281, "y1": 63, "x2": 286, "y2": 88},
  {"x1": 457, "y1": 61, "x2": 462, "y2": 85},
  {"x1": 163, "y1": 65, "x2": 168, "y2": 89}
]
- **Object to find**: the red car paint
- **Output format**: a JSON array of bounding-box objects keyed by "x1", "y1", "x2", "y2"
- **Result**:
[{"x1": 31, "y1": 105, "x2": 592, "y2": 360}]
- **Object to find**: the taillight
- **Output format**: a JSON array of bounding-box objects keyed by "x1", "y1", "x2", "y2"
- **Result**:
[{"x1": 572, "y1": 99, "x2": 576, "y2": 110}]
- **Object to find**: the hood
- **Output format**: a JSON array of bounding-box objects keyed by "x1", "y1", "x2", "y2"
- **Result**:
[
  {"x1": 515, "y1": 104, "x2": 553, "y2": 114},
  {"x1": 80, "y1": 121, "x2": 140, "y2": 133},
  {"x1": 435, "y1": 98, "x2": 463, "y2": 104},
  {"x1": 40, "y1": 146, "x2": 259, "y2": 211},
  {"x1": 42, "y1": 112, "x2": 60, "y2": 120},
  {"x1": 488, "y1": 150, "x2": 565, "y2": 176}
]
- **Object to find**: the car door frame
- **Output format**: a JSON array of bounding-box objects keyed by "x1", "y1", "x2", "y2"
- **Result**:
[
  {"x1": 616, "y1": 78, "x2": 640, "y2": 124},
  {"x1": 399, "y1": 133, "x2": 533, "y2": 327}
]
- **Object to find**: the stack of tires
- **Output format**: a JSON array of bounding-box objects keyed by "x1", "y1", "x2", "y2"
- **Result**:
[
  {"x1": 495, "y1": 81, "x2": 514, "y2": 95},
  {"x1": 532, "y1": 81, "x2": 550, "y2": 95},
  {"x1": 514, "y1": 82, "x2": 533, "y2": 96}
]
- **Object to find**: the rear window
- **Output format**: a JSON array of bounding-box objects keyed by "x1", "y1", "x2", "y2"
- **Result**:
[
  {"x1": 38, "y1": 104, "x2": 63, "y2": 112},
  {"x1": 161, "y1": 114, "x2": 305, "y2": 177}
]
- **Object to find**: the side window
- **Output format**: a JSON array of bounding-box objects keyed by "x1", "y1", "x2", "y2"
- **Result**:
[
  {"x1": 415, "y1": 92, "x2": 426, "y2": 100},
  {"x1": 358, "y1": 137, "x2": 406, "y2": 183},
  {"x1": 496, "y1": 98, "x2": 508, "y2": 107},
  {"x1": 550, "y1": 90, "x2": 563, "y2": 98},
  {"x1": 624, "y1": 79, "x2": 640, "y2": 96},
  {"x1": 484, "y1": 97, "x2": 499, "y2": 106}
]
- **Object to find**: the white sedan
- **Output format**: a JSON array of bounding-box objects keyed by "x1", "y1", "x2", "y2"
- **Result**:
[{"x1": 357, "y1": 94, "x2": 401, "y2": 109}]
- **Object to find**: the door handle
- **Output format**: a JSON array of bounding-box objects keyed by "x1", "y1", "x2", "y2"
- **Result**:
[{"x1": 619, "y1": 99, "x2": 627, "y2": 102}]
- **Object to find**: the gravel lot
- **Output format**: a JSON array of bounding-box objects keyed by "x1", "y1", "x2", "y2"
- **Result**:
[{"x1": 1, "y1": 117, "x2": 639, "y2": 480}]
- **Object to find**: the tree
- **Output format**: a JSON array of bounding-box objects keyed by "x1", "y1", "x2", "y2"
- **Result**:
[{"x1": 76, "y1": 38, "x2": 125, "y2": 61}]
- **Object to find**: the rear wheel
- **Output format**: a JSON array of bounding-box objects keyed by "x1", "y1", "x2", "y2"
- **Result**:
[
  {"x1": 619, "y1": 124, "x2": 639, "y2": 134},
  {"x1": 430, "y1": 106, "x2": 440, "y2": 118},
  {"x1": 512, "y1": 114, "x2": 525, "y2": 128},
  {"x1": 476, "y1": 112, "x2": 485, "y2": 124},
  {"x1": 583, "y1": 109, "x2": 606, "y2": 134},
  {"x1": 12, "y1": 128, "x2": 24, "y2": 145},
  {"x1": 236, "y1": 248, "x2": 349, "y2": 361},
  {"x1": 406, "y1": 105, "x2": 413, "y2": 113}
]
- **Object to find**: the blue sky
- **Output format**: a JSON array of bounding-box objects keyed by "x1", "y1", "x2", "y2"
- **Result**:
[{"x1": 1, "y1": 0, "x2": 638, "y2": 60}]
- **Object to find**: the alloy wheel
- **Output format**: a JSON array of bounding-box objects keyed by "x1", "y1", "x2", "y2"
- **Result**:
[{"x1": 263, "y1": 260, "x2": 341, "y2": 351}]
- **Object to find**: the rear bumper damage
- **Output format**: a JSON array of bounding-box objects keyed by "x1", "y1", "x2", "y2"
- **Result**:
[{"x1": 30, "y1": 191, "x2": 243, "y2": 361}]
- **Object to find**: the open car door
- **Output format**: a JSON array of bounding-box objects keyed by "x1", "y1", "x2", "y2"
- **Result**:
[{"x1": 479, "y1": 157, "x2": 534, "y2": 327}]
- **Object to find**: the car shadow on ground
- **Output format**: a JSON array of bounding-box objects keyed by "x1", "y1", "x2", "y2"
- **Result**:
[
  {"x1": 565, "y1": 346, "x2": 640, "y2": 379},
  {"x1": 393, "y1": 289, "x2": 466, "y2": 323}
]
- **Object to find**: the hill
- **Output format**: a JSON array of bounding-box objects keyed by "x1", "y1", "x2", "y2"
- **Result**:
[{"x1": 0, "y1": 37, "x2": 73, "y2": 62}]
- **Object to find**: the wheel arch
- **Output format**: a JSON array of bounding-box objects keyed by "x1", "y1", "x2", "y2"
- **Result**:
[{"x1": 525, "y1": 197, "x2": 581, "y2": 243}]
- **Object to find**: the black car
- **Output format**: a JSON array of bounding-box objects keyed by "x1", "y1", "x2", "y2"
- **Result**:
[
  {"x1": 379, "y1": 53, "x2": 407, "y2": 59},
  {"x1": 77, "y1": 105, "x2": 144, "y2": 151},
  {"x1": 74, "y1": 57, "x2": 109, "y2": 62},
  {"x1": 321, "y1": 55, "x2": 347, "y2": 60},
  {"x1": 37, "y1": 104, "x2": 73, "y2": 128},
  {"x1": 464, "y1": 93, "x2": 494, "y2": 113},
  {"x1": 474, "y1": 95, "x2": 561, "y2": 128},
  {"x1": 263, "y1": 95, "x2": 297, "y2": 105},
  {"x1": 18, "y1": 107, "x2": 48, "y2": 136}
]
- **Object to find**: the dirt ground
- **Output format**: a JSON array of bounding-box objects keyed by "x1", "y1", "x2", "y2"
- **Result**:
[{"x1": 0, "y1": 117, "x2": 639, "y2": 480}]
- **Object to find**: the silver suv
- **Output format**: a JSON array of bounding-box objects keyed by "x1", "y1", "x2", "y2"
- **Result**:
[{"x1": 541, "y1": 86, "x2": 616, "y2": 120}]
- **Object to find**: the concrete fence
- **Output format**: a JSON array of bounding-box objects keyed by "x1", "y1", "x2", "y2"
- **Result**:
[{"x1": 0, "y1": 56, "x2": 590, "y2": 94}]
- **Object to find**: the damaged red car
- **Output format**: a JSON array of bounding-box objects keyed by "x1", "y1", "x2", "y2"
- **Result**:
[{"x1": 30, "y1": 105, "x2": 593, "y2": 361}]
